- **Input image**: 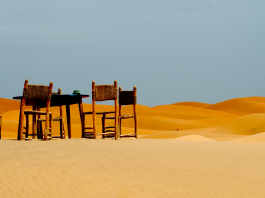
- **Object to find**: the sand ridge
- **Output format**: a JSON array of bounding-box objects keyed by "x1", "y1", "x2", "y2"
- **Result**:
[
  {"x1": 213, "y1": 113, "x2": 265, "y2": 135},
  {"x1": 171, "y1": 101, "x2": 210, "y2": 108},
  {"x1": 205, "y1": 96, "x2": 265, "y2": 115}
]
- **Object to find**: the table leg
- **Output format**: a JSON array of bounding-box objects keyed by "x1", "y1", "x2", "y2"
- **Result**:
[
  {"x1": 78, "y1": 98, "x2": 84, "y2": 138},
  {"x1": 66, "y1": 104, "x2": 71, "y2": 139},
  {"x1": 17, "y1": 99, "x2": 25, "y2": 140}
]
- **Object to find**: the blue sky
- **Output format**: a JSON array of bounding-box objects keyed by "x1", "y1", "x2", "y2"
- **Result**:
[{"x1": 1, "y1": 0, "x2": 265, "y2": 106}]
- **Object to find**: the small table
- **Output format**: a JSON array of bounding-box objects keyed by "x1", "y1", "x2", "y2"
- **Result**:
[{"x1": 13, "y1": 94, "x2": 89, "y2": 139}]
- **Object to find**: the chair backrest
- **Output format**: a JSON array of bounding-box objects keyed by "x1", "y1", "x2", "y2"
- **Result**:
[
  {"x1": 23, "y1": 84, "x2": 51, "y2": 102},
  {"x1": 119, "y1": 86, "x2": 137, "y2": 106},
  {"x1": 92, "y1": 81, "x2": 117, "y2": 101},
  {"x1": 22, "y1": 80, "x2": 53, "y2": 107}
]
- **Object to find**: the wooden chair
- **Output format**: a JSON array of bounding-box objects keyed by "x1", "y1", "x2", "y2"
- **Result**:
[
  {"x1": 82, "y1": 80, "x2": 118, "y2": 139},
  {"x1": 37, "y1": 88, "x2": 65, "y2": 139},
  {"x1": 17, "y1": 79, "x2": 53, "y2": 140},
  {"x1": 105, "y1": 86, "x2": 138, "y2": 138}
]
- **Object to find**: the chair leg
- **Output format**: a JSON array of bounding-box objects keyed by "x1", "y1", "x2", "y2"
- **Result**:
[
  {"x1": 134, "y1": 116, "x2": 138, "y2": 139},
  {"x1": 60, "y1": 119, "x2": 63, "y2": 139},
  {"x1": 102, "y1": 115, "x2": 106, "y2": 139},
  {"x1": 60, "y1": 118, "x2": 66, "y2": 139},
  {"x1": 119, "y1": 118, "x2": 122, "y2": 136},
  {"x1": 82, "y1": 114, "x2": 85, "y2": 138},
  {"x1": 62, "y1": 120, "x2": 65, "y2": 139},
  {"x1": 40, "y1": 121, "x2": 43, "y2": 139},
  {"x1": 37, "y1": 120, "x2": 40, "y2": 139},
  {"x1": 93, "y1": 113, "x2": 96, "y2": 139},
  {"x1": 49, "y1": 114, "x2": 52, "y2": 139},
  {"x1": 25, "y1": 114, "x2": 29, "y2": 139}
]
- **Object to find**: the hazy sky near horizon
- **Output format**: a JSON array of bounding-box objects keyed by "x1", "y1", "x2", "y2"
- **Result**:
[{"x1": 1, "y1": 0, "x2": 265, "y2": 106}]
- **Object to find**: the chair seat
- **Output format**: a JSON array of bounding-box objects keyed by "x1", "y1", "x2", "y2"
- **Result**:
[
  {"x1": 38, "y1": 116, "x2": 63, "y2": 122},
  {"x1": 24, "y1": 110, "x2": 52, "y2": 115},
  {"x1": 120, "y1": 134, "x2": 137, "y2": 138},
  {"x1": 97, "y1": 132, "x2": 115, "y2": 135},
  {"x1": 83, "y1": 111, "x2": 115, "y2": 115},
  {"x1": 82, "y1": 132, "x2": 95, "y2": 138},
  {"x1": 106, "y1": 115, "x2": 135, "y2": 119},
  {"x1": 52, "y1": 116, "x2": 64, "y2": 121},
  {"x1": 120, "y1": 115, "x2": 135, "y2": 119}
]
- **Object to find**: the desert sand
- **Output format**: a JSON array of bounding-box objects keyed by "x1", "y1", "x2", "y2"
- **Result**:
[{"x1": 1, "y1": 96, "x2": 265, "y2": 197}]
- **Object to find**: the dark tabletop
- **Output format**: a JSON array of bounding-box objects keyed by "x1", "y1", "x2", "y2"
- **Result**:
[{"x1": 13, "y1": 94, "x2": 90, "y2": 107}]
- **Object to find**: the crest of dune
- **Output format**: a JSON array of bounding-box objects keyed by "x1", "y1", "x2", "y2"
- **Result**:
[
  {"x1": 175, "y1": 135, "x2": 217, "y2": 142},
  {"x1": 149, "y1": 104, "x2": 238, "y2": 119},
  {"x1": 213, "y1": 113, "x2": 265, "y2": 135},
  {"x1": 171, "y1": 101, "x2": 210, "y2": 108},
  {"x1": 141, "y1": 127, "x2": 244, "y2": 141},
  {"x1": 205, "y1": 96, "x2": 265, "y2": 115},
  {"x1": 226, "y1": 132, "x2": 265, "y2": 143}
]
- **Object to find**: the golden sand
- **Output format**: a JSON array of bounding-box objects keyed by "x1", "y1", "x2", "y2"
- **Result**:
[{"x1": 1, "y1": 96, "x2": 265, "y2": 197}]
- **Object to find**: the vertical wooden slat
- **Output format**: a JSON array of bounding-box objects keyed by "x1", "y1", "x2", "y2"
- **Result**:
[
  {"x1": 37, "y1": 107, "x2": 41, "y2": 139},
  {"x1": 114, "y1": 80, "x2": 118, "y2": 140},
  {"x1": 44, "y1": 82, "x2": 53, "y2": 140},
  {"x1": 59, "y1": 119, "x2": 63, "y2": 138},
  {"x1": 133, "y1": 86, "x2": 138, "y2": 138},
  {"x1": 58, "y1": 88, "x2": 65, "y2": 139},
  {"x1": 92, "y1": 81, "x2": 96, "y2": 139},
  {"x1": 18, "y1": 79, "x2": 28, "y2": 140},
  {"x1": 37, "y1": 107, "x2": 41, "y2": 119},
  {"x1": 32, "y1": 101, "x2": 37, "y2": 139},
  {"x1": 58, "y1": 88, "x2": 63, "y2": 116},
  {"x1": 119, "y1": 87, "x2": 122, "y2": 136}
]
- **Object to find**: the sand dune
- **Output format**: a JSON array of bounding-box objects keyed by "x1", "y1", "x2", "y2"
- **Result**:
[
  {"x1": 172, "y1": 101, "x2": 210, "y2": 108},
  {"x1": 141, "y1": 127, "x2": 245, "y2": 141},
  {"x1": 1, "y1": 96, "x2": 265, "y2": 197},
  {"x1": 226, "y1": 132, "x2": 265, "y2": 143},
  {"x1": 155, "y1": 116, "x2": 239, "y2": 128},
  {"x1": 150, "y1": 104, "x2": 238, "y2": 119},
  {"x1": 213, "y1": 113, "x2": 265, "y2": 136},
  {"x1": 0, "y1": 98, "x2": 21, "y2": 114},
  {"x1": 132, "y1": 116, "x2": 207, "y2": 131},
  {"x1": 175, "y1": 135, "x2": 217, "y2": 142},
  {"x1": 205, "y1": 96, "x2": 265, "y2": 115}
]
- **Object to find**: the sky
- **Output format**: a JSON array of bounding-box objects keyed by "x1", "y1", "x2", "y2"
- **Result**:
[{"x1": 1, "y1": 0, "x2": 265, "y2": 107}]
